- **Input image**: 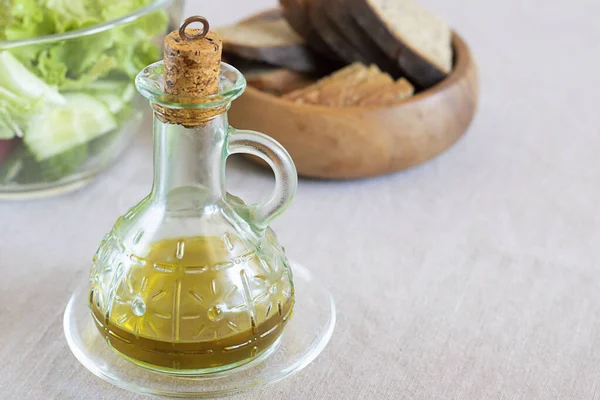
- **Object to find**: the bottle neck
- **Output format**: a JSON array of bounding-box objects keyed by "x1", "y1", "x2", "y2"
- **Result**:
[{"x1": 151, "y1": 112, "x2": 229, "y2": 208}]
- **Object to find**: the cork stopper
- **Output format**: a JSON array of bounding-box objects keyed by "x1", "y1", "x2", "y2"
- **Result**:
[{"x1": 158, "y1": 16, "x2": 225, "y2": 126}]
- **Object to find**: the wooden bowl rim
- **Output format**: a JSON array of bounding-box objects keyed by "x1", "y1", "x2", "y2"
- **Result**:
[{"x1": 239, "y1": 31, "x2": 474, "y2": 114}]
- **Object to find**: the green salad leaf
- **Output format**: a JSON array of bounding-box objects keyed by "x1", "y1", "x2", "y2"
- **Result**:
[
  {"x1": 0, "y1": 0, "x2": 168, "y2": 182},
  {"x1": 2, "y1": 0, "x2": 168, "y2": 89},
  {"x1": 0, "y1": 51, "x2": 65, "y2": 140}
]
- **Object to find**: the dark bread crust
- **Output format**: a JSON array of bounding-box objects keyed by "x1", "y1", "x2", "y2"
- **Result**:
[
  {"x1": 350, "y1": 0, "x2": 448, "y2": 88},
  {"x1": 279, "y1": 0, "x2": 311, "y2": 38},
  {"x1": 324, "y1": 0, "x2": 401, "y2": 77},
  {"x1": 307, "y1": 0, "x2": 366, "y2": 63},
  {"x1": 279, "y1": 0, "x2": 339, "y2": 59}
]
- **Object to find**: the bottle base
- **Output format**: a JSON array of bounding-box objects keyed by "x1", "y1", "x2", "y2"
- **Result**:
[
  {"x1": 64, "y1": 261, "x2": 336, "y2": 398},
  {"x1": 109, "y1": 335, "x2": 282, "y2": 376}
]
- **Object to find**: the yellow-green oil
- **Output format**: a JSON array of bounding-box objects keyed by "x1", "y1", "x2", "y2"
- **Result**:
[{"x1": 90, "y1": 236, "x2": 293, "y2": 373}]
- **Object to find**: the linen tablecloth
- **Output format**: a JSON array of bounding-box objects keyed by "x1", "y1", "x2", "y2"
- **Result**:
[{"x1": 2, "y1": 0, "x2": 599, "y2": 398}]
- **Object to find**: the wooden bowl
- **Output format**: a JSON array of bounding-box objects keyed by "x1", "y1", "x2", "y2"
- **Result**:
[{"x1": 228, "y1": 32, "x2": 479, "y2": 179}]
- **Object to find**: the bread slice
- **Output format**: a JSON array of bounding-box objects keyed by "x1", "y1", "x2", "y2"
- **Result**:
[
  {"x1": 282, "y1": 63, "x2": 410, "y2": 107},
  {"x1": 324, "y1": 0, "x2": 400, "y2": 76},
  {"x1": 279, "y1": 0, "x2": 339, "y2": 60},
  {"x1": 315, "y1": 65, "x2": 383, "y2": 106},
  {"x1": 217, "y1": 17, "x2": 319, "y2": 72},
  {"x1": 245, "y1": 68, "x2": 316, "y2": 96},
  {"x1": 279, "y1": 0, "x2": 312, "y2": 40},
  {"x1": 350, "y1": 72, "x2": 395, "y2": 103},
  {"x1": 307, "y1": 0, "x2": 367, "y2": 64},
  {"x1": 283, "y1": 63, "x2": 368, "y2": 102},
  {"x1": 351, "y1": 0, "x2": 452, "y2": 88},
  {"x1": 358, "y1": 78, "x2": 415, "y2": 105}
]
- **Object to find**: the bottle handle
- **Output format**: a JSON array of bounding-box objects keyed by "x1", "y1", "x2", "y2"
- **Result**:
[{"x1": 226, "y1": 128, "x2": 298, "y2": 230}]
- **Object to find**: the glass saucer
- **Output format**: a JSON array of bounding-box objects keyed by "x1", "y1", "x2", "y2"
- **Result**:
[{"x1": 63, "y1": 261, "x2": 336, "y2": 398}]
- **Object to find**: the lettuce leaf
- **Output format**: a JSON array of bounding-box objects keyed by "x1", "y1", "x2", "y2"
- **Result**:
[
  {"x1": 0, "y1": 51, "x2": 65, "y2": 139},
  {"x1": 0, "y1": 0, "x2": 168, "y2": 182},
  {"x1": 1, "y1": 0, "x2": 168, "y2": 89}
]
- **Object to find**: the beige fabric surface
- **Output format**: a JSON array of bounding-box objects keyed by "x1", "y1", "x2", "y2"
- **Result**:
[{"x1": 2, "y1": 0, "x2": 600, "y2": 399}]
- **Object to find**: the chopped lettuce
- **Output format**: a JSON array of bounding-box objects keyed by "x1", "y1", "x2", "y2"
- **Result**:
[
  {"x1": 0, "y1": 51, "x2": 65, "y2": 105},
  {"x1": 3, "y1": 0, "x2": 168, "y2": 89},
  {"x1": 24, "y1": 92, "x2": 117, "y2": 161},
  {"x1": 0, "y1": 52, "x2": 65, "y2": 140},
  {"x1": 38, "y1": 142, "x2": 90, "y2": 181},
  {"x1": 0, "y1": 0, "x2": 168, "y2": 183},
  {"x1": 1, "y1": 0, "x2": 165, "y2": 40}
]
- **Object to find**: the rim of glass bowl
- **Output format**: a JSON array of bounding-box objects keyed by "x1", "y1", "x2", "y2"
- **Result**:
[
  {"x1": 0, "y1": 0, "x2": 173, "y2": 50},
  {"x1": 135, "y1": 60, "x2": 247, "y2": 109}
]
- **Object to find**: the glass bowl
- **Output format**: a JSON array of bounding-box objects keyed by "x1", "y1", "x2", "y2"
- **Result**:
[{"x1": 0, "y1": 0, "x2": 184, "y2": 199}]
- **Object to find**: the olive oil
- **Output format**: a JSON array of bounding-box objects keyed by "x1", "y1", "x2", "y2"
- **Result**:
[{"x1": 90, "y1": 235, "x2": 294, "y2": 373}]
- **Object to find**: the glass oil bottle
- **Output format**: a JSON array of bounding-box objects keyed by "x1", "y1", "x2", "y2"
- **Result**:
[{"x1": 88, "y1": 17, "x2": 298, "y2": 374}]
